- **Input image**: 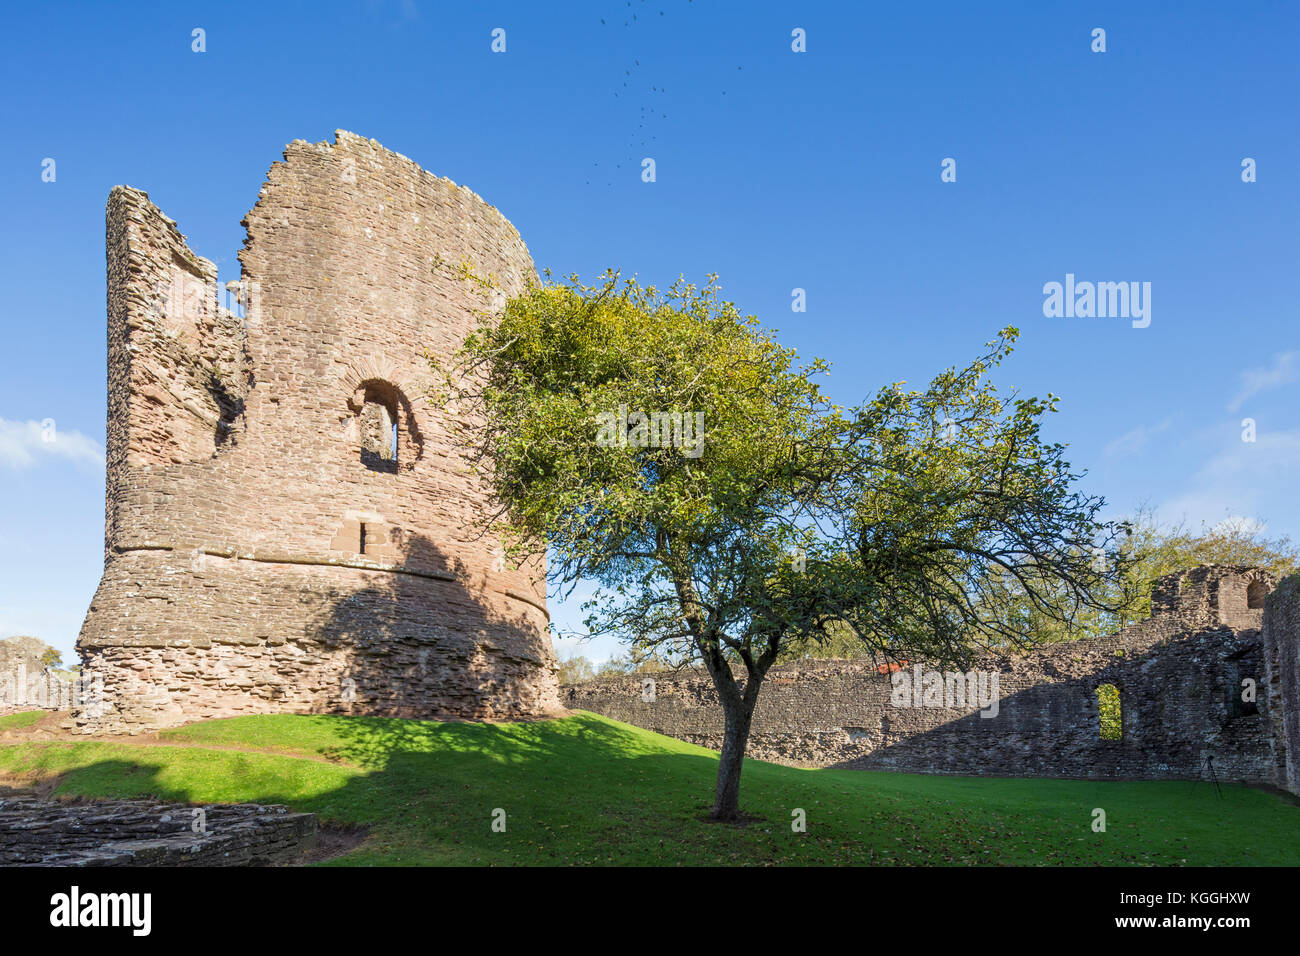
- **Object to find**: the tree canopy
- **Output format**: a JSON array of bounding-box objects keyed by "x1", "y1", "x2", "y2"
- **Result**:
[{"x1": 440, "y1": 271, "x2": 1127, "y2": 819}]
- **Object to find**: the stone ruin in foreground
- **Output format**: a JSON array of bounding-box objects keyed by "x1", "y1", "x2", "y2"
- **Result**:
[
  {"x1": 568, "y1": 565, "x2": 1300, "y2": 796},
  {"x1": 74, "y1": 131, "x2": 559, "y2": 733},
  {"x1": 0, "y1": 796, "x2": 317, "y2": 866}
]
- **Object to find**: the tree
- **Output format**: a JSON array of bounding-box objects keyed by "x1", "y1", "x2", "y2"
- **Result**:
[
  {"x1": 787, "y1": 511, "x2": 1297, "y2": 655},
  {"x1": 442, "y1": 271, "x2": 1126, "y2": 821},
  {"x1": 0, "y1": 636, "x2": 60, "y2": 669},
  {"x1": 775, "y1": 619, "x2": 866, "y2": 663},
  {"x1": 556, "y1": 654, "x2": 596, "y2": 684},
  {"x1": 595, "y1": 655, "x2": 631, "y2": 678},
  {"x1": 39, "y1": 648, "x2": 63, "y2": 669},
  {"x1": 976, "y1": 506, "x2": 1298, "y2": 644},
  {"x1": 593, "y1": 651, "x2": 672, "y2": 677}
]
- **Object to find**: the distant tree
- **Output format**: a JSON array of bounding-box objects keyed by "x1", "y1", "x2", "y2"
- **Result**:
[
  {"x1": 443, "y1": 271, "x2": 1126, "y2": 820},
  {"x1": 556, "y1": 654, "x2": 596, "y2": 684},
  {"x1": 775, "y1": 619, "x2": 866, "y2": 662},
  {"x1": 977, "y1": 506, "x2": 1299, "y2": 644},
  {"x1": 1097, "y1": 683, "x2": 1122, "y2": 740},
  {"x1": 0, "y1": 636, "x2": 60, "y2": 668},
  {"x1": 39, "y1": 648, "x2": 63, "y2": 669},
  {"x1": 593, "y1": 651, "x2": 672, "y2": 677},
  {"x1": 595, "y1": 655, "x2": 629, "y2": 678}
]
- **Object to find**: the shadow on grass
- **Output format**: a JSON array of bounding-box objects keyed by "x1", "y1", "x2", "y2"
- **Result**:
[
  {"x1": 14, "y1": 712, "x2": 1300, "y2": 866},
  {"x1": 22, "y1": 714, "x2": 738, "y2": 865},
  {"x1": 313, "y1": 709, "x2": 657, "y2": 768}
]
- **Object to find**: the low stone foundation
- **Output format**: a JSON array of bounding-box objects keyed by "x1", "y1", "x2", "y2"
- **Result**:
[
  {"x1": 0, "y1": 796, "x2": 318, "y2": 866},
  {"x1": 0, "y1": 663, "x2": 84, "y2": 714}
]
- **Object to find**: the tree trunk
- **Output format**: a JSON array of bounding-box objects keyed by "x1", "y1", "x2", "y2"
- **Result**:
[{"x1": 711, "y1": 697, "x2": 755, "y2": 821}]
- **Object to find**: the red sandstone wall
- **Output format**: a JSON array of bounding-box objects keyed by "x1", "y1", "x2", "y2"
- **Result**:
[
  {"x1": 77, "y1": 131, "x2": 558, "y2": 732},
  {"x1": 1263, "y1": 575, "x2": 1300, "y2": 793},
  {"x1": 565, "y1": 568, "x2": 1286, "y2": 783}
]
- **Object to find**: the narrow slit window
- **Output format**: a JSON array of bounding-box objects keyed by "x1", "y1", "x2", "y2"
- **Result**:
[
  {"x1": 1227, "y1": 657, "x2": 1259, "y2": 717},
  {"x1": 359, "y1": 522, "x2": 367, "y2": 555}
]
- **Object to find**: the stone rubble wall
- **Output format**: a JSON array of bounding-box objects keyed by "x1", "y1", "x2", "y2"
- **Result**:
[
  {"x1": 79, "y1": 552, "x2": 555, "y2": 732},
  {"x1": 0, "y1": 663, "x2": 79, "y2": 712},
  {"x1": 0, "y1": 797, "x2": 317, "y2": 866},
  {"x1": 566, "y1": 566, "x2": 1289, "y2": 785},
  {"x1": 77, "y1": 131, "x2": 558, "y2": 733},
  {"x1": 1263, "y1": 575, "x2": 1300, "y2": 793}
]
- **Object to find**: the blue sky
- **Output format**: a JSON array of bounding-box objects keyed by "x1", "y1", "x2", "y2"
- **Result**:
[{"x1": 1, "y1": 1, "x2": 1296, "y2": 664}]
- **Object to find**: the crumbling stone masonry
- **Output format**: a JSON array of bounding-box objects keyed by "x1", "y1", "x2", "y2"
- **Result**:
[
  {"x1": 76, "y1": 131, "x2": 558, "y2": 733},
  {"x1": 567, "y1": 566, "x2": 1300, "y2": 791},
  {"x1": 1263, "y1": 574, "x2": 1300, "y2": 793},
  {"x1": 0, "y1": 641, "x2": 68, "y2": 715},
  {"x1": 0, "y1": 797, "x2": 317, "y2": 866},
  {"x1": 0, "y1": 663, "x2": 79, "y2": 714}
]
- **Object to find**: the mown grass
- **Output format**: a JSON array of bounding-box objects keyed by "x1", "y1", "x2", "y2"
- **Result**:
[
  {"x1": 0, "y1": 711, "x2": 46, "y2": 731},
  {"x1": 0, "y1": 711, "x2": 1295, "y2": 866}
]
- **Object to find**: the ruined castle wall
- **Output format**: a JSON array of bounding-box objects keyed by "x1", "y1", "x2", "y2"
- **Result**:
[
  {"x1": 1263, "y1": 575, "x2": 1300, "y2": 794},
  {"x1": 566, "y1": 569, "x2": 1282, "y2": 783},
  {"x1": 1150, "y1": 564, "x2": 1271, "y2": 630},
  {"x1": 78, "y1": 132, "x2": 557, "y2": 732},
  {"x1": 0, "y1": 664, "x2": 77, "y2": 713},
  {"x1": 0, "y1": 798, "x2": 318, "y2": 867}
]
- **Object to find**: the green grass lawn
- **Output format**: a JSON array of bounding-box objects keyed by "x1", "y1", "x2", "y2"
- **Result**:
[
  {"x1": 0, "y1": 711, "x2": 1295, "y2": 866},
  {"x1": 0, "y1": 711, "x2": 47, "y2": 731}
]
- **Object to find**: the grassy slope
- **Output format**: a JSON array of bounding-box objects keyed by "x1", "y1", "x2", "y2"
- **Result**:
[
  {"x1": 0, "y1": 711, "x2": 46, "y2": 731},
  {"x1": 0, "y1": 711, "x2": 1295, "y2": 866}
]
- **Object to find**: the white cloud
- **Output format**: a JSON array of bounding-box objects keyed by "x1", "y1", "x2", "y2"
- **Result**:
[
  {"x1": 1228, "y1": 350, "x2": 1299, "y2": 412},
  {"x1": 1103, "y1": 419, "x2": 1171, "y2": 458},
  {"x1": 0, "y1": 419, "x2": 104, "y2": 470},
  {"x1": 1156, "y1": 427, "x2": 1300, "y2": 532},
  {"x1": 0, "y1": 611, "x2": 80, "y2": 663}
]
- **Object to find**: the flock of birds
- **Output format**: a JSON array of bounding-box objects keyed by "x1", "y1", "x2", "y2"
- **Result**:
[{"x1": 586, "y1": 0, "x2": 743, "y2": 187}]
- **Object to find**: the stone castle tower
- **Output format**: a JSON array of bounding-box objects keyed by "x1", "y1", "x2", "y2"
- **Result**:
[{"x1": 76, "y1": 131, "x2": 559, "y2": 732}]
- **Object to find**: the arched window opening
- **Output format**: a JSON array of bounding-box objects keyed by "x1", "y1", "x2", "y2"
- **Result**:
[
  {"x1": 359, "y1": 386, "x2": 399, "y2": 474},
  {"x1": 348, "y1": 376, "x2": 421, "y2": 474},
  {"x1": 1097, "y1": 683, "x2": 1122, "y2": 741},
  {"x1": 1247, "y1": 579, "x2": 1268, "y2": 610}
]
